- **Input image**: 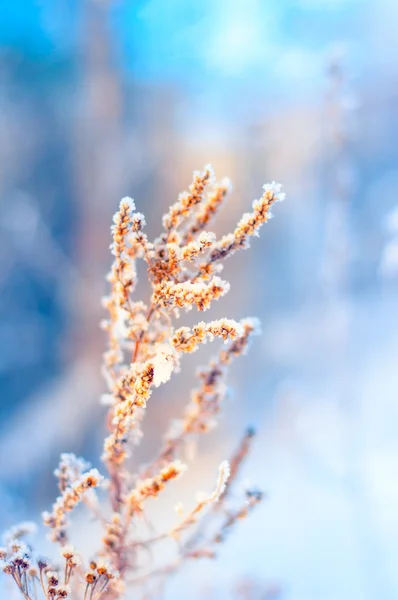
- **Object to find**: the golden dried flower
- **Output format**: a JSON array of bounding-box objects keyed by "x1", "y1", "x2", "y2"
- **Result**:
[
  {"x1": 1, "y1": 165, "x2": 284, "y2": 600},
  {"x1": 85, "y1": 571, "x2": 97, "y2": 584}
]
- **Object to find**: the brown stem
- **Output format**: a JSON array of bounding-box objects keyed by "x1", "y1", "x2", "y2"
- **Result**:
[
  {"x1": 12, "y1": 573, "x2": 31, "y2": 600},
  {"x1": 39, "y1": 566, "x2": 49, "y2": 600},
  {"x1": 109, "y1": 466, "x2": 123, "y2": 513},
  {"x1": 131, "y1": 305, "x2": 156, "y2": 363},
  {"x1": 92, "y1": 578, "x2": 109, "y2": 600},
  {"x1": 84, "y1": 583, "x2": 91, "y2": 600}
]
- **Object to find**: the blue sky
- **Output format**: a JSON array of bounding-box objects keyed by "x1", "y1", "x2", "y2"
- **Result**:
[
  {"x1": 0, "y1": 0, "x2": 364, "y2": 79},
  {"x1": 0, "y1": 0, "x2": 379, "y2": 127}
]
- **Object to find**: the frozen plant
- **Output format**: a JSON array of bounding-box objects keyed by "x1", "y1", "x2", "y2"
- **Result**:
[{"x1": 1, "y1": 166, "x2": 285, "y2": 599}]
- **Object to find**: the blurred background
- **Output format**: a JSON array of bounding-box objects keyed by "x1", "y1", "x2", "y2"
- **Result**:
[{"x1": 1, "y1": 0, "x2": 398, "y2": 598}]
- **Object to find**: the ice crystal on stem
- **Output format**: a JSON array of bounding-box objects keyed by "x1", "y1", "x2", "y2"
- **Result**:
[{"x1": 2, "y1": 165, "x2": 284, "y2": 599}]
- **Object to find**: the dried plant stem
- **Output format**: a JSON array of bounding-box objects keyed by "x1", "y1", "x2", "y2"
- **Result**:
[{"x1": 1, "y1": 168, "x2": 284, "y2": 600}]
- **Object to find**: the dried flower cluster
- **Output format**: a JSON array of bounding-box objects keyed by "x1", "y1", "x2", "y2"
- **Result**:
[{"x1": 1, "y1": 166, "x2": 284, "y2": 599}]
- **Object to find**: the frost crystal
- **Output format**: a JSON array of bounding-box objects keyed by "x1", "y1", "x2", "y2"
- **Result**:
[{"x1": 152, "y1": 344, "x2": 179, "y2": 387}]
